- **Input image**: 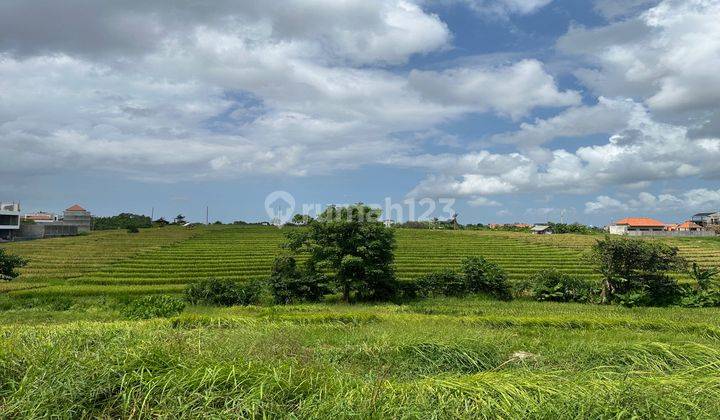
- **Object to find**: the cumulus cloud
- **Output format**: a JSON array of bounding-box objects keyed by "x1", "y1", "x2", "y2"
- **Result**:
[
  {"x1": 405, "y1": 100, "x2": 720, "y2": 199},
  {"x1": 585, "y1": 189, "x2": 720, "y2": 214},
  {"x1": 409, "y1": 60, "x2": 580, "y2": 120},
  {"x1": 0, "y1": 0, "x2": 450, "y2": 65},
  {"x1": 0, "y1": 0, "x2": 586, "y2": 183},
  {"x1": 559, "y1": 0, "x2": 720, "y2": 131},
  {"x1": 491, "y1": 97, "x2": 640, "y2": 146}
]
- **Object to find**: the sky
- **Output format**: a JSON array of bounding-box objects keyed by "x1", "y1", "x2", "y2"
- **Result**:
[{"x1": 2, "y1": 0, "x2": 720, "y2": 226}]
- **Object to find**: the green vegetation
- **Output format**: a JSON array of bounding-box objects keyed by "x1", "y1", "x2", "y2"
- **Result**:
[
  {"x1": 121, "y1": 295, "x2": 185, "y2": 319},
  {"x1": 0, "y1": 248, "x2": 27, "y2": 280},
  {"x1": 93, "y1": 213, "x2": 152, "y2": 231},
  {"x1": 1, "y1": 226, "x2": 720, "y2": 417},
  {"x1": 1, "y1": 299, "x2": 719, "y2": 418},
  {"x1": 285, "y1": 204, "x2": 397, "y2": 302}
]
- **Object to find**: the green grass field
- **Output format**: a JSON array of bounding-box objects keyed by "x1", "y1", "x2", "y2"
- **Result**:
[{"x1": 1, "y1": 226, "x2": 720, "y2": 418}]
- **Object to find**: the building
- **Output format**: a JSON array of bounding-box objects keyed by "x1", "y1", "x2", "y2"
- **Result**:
[
  {"x1": 531, "y1": 225, "x2": 553, "y2": 234},
  {"x1": 62, "y1": 204, "x2": 92, "y2": 232},
  {"x1": 608, "y1": 217, "x2": 666, "y2": 235},
  {"x1": 674, "y1": 220, "x2": 703, "y2": 232},
  {"x1": 0, "y1": 202, "x2": 21, "y2": 240},
  {"x1": 691, "y1": 212, "x2": 720, "y2": 227},
  {"x1": 23, "y1": 212, "x2": 58, "y2": 223}
]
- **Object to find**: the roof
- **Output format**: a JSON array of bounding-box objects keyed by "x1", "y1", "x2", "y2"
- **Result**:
[
  {"x1": 531, "y1": 225, "x2": 550, "y2": 231},
  {"x1": 65, "y1": 204, "x2": 86, "y2": 211},
  {"x1": 677, "y1": 220, "x2": 702, "y2": 229},
  {"x1": 613, "y1": 217, "x2": 666, "y2": 227}
]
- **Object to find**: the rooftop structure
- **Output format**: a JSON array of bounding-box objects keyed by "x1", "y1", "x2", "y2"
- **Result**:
[
  {"x1": 609, "y1": 217, "x2": 666, "y2": 235},
  {"x1": 531, "y1": 225, "x2": 552, "y2": 234},
  {"x1": 0, "y1": 202, "x2": 21, "y2": 240},
  {"x1": 62, "y1": 204, "x2": 92, "y2": 233},
  {"x1": 23, "y1": 211, "x2": 58, "y2": 223}
]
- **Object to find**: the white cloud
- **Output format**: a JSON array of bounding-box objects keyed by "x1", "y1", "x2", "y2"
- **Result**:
[
  {"x1": 585, "y1": 188, "x2": 720, "y2": 214},
  {"x1": 440, "y1": 0, "x2": 553, "y2": 16},
  {"x1": 468, "y1": 196, "x2": 502, "y2": 207},
  {"x1": 409, "y1": 59, "x2": 580, "y2": 120},
  {"x1": 491, "y1": 97, "x2": 640, "y2": 146},
  {"x1": 559, "y1": 0, "x2": 720, "y2": 128},
  {"x1": 405, "y1": 100, "x2": 720, "y2": 199}
]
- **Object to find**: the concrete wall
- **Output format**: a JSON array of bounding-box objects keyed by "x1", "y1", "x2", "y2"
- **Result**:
[
  {"x1": 19, "y1": 223, "x2": 80, "y2": 239},
  {"x1": 625, "y1": 230, "x2": 717, "y2": 237}
]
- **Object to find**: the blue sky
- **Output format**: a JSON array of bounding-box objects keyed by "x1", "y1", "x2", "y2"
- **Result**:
[{"x1": 2, "y1": 0, "x2": 719, "y2": 225}]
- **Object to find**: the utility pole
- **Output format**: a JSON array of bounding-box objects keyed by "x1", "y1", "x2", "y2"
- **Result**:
[
  {"x1": 206, "y1": 206, "x2": 209, "y2": 225},
  {"x1": 151, "y1": 207, "x2": 154, "y2": 220}
]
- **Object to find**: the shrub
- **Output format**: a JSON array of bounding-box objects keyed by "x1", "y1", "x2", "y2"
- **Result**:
[
  {"x1": 679, "y1": 289, "x2": 720, "y2": 308},
  {"x1": 0, "y1": 249, "x2": 27, "y2": 280},
  {"x1": 185, "y1": 278, "x2": 265, "y2": 306},
  {"x1": 268, "y1": 255, "x2": 330, "y2": 303},
  {"x1": 615, "y1": 274, "x2": 683, "y2": 307},
  {"x1": 121, "y1": 295, "x2": 185, "y2": 319},
  {"x1": 416, "y1": 269, "x2": 467, "y2": 297},
  {"x1": 461, "y1": 257, "x2": 513, "y2": 301},
  {"x1": 127, "y1": 226, "x2": 140, "y2": 234},
  {"x1": 689, "y1": 263, "x2": 719, "y2": 291},
  {"x1": 531, "y1": 269, "x2": 595, "y2": 303}
]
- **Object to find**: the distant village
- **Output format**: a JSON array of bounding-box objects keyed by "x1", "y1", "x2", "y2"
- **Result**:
[{"x1": 2, "y1": 199, "x2": 719, "y2": 241}]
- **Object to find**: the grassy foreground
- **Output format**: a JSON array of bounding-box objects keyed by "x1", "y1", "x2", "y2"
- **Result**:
[{"x1": 1, "y1": 298, "x2": 719, "y2": 418}]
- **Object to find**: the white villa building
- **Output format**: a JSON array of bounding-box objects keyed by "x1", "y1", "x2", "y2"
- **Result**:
[{"x1": 0, "y1": 202, "x2": 21, "y2": 240}]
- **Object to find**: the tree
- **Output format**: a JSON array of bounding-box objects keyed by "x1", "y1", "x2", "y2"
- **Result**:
[
  {"x1": 93, "y1": 213, "x2": 151, "y2": 230},
  {"x1": 590, "y1": 236, "x2": 685, "y2": 304},
  {"x1": 154, "y1": 217, "x2": 169, "y2": 227},
  {"x1": 174, "y1": 214, "x2": 186, "y2": 225},
  {"x1": 0, "y1": 249, "x2": 27, "y2": 281},
  {"x1": 291, "y1": 213, "x2": 313, "y2": 225},
  {"x1": 285, "y1": 204, "x2": 397, "y2": 302}
]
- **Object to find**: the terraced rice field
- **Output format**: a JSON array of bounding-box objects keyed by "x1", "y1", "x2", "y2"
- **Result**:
[{"x1": 2, "y1": 225, "x2": 719, "y2": 297}]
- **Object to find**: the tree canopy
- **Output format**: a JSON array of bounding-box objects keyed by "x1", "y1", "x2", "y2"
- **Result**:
[{"x1": 284, "y1": 204, "x2": 397, "y2": 302}]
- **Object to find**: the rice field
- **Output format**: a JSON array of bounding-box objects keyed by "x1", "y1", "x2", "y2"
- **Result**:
[
  {"x1": 1, "y1": 226, "x2": 719, "y2": 418},
  {"x1": 3, "y1": 225, "x2": 718, "y2": 297}
]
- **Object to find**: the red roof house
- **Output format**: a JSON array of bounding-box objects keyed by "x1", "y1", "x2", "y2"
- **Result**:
[{"x1": 609, "y1": 217, "x2": 667, "y2": 235}]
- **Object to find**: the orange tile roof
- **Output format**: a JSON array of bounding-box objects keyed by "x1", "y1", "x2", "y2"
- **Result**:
[
  {"x1": 614, "y1": 217, "x2": 666, "y2": 227},
  {"x1": 677, "y1": 220, "x2": 701, "y2": 229},
  {"x1": 66, "y1": 204, "x2": 86, "y2": 211}
]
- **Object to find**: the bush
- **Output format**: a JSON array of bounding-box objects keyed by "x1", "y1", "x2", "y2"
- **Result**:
[
  {"x1": 531, "y1": 269, "x2": 596, "y2": 303},
  {"x1": 416, "y1": 269, "x2": 467, "y2": 297},
  {"x1": 127, "y1": 226, "x2": 140, "y2": 234},
  {"x1": 268, "y1": 255, "x2": 330, "y2": 303},
  {"x1": 185, "y1": 278, "x2": 265, "y2": 306},
  {"x1": 679, "y1": 289, "x2": 720, "y2": 308},
  {"x1": 615, "y1": 274, "x2": 683, "y2": 307},
  {"x1": 461, "y1": 257, "x2": 512, "y2": 301},
  {"x1": 121, "y1": 295, "x2": 185, "y2": 319},
  {"x1": 0, "y1": 249, "x2": 27, "y2": 280}
]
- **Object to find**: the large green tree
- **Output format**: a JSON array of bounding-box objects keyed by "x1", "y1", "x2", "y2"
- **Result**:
[
  {"x1": 285, "y1": 204, "x2": 397, "y2": 302},
  {"x1": 590, "y1": 236, "x2": 685, "y2": 304}
]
